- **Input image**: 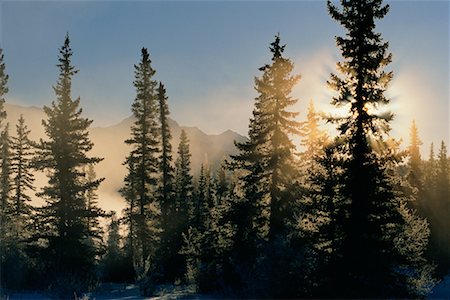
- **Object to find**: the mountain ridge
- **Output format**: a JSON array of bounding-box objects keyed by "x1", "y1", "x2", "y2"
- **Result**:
[{"x1": 3, "y1": 102, "x2": 246, "y2": 213}]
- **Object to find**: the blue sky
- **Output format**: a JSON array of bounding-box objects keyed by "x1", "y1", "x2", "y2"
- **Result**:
[{"x1": 1, "y1": 0, "x2": 448, "y2": 153}]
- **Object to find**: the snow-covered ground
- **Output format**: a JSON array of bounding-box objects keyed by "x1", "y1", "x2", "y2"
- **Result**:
[
  {"x1": 7, "y1": 276, "x2": 450, "y2": 300},
  {"x1": 7, "y1": 283, "x2": 210, "y2": 300}
]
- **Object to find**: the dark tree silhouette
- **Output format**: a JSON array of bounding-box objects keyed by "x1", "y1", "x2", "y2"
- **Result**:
[
  {"x1": 326, "y1": 0, "x2": 433, "y2": 297},
  {"x1": 407, "y1": 120, "x2": 424, "y2": 207},
  {"x1": 156, "y1": 82, "x2": 177, "y2": 283},
  {"x1": 10, "y1": 115, "x2": 35, "y2": 239},
  {"x1": 431, "y1": 141, "x2": 450, "y2": 273},
  {"x1": 33, "y1": 35, "x2": 104, "y2": 295},
  {"x1": 173, "y1": 130, "x2": 194, "y2": 280},
  {"x1": 175, "y1": 130, "x2": 194, "y2": 226},
  {"x1": 121, "y1": 48, "x2": 161, "y2": 293},
  {"x1": 0, "y1": 124, "x2": 11, "y2": 215}
]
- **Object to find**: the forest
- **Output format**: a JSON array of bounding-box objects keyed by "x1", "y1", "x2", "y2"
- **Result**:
[{"x1": 0, "y1": 0, "x2": 449, "y2": 299}]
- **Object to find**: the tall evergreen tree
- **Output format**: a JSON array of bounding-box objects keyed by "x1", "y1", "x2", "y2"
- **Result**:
[
  {"x1": 432, "y1": 141, "x2": 450, "y2": 272},
  {"x1": 120, "y1": 154, "x2": 138, "y2": 277},
  {"x1": 121, "y1": 47, "x2": 161, "y2": 291},
  {"x1": 33, "y1": 35, "x2": 104, "y2": 295},
  {"x1": 231, "y1": 34, "x2": 300, "y2": 241},
  {"x1": 0, "y1": 49, "x2": 10, "y2": 294},
  {"x1": 0, "y1": 124, "x2": 11, "y2": 213},
  {"x1": 325, "y1": 0, "x2": 433, "y2": 296},
  {"x1": 10, "y1": 115, "x2": 35, "y2": 239},
  {"x1": 1, "y1": 120, "x2": 33, "y2": 291},
  {"x1": 175, "y1": 130, "x2": 194, "y2": 225},
  {"x1": 157, "y1": 82, "x2": 174, "y2": 213},
  {"x1": 296, "y1": 143, "x2": 346, "y2": 297},
  {"x1": 228, "y1": 34, "x2": 301, "y2": 296},
  {"x1": 0, "y1": 123, "x2": 12, "y2": 257},
  {"x1": 156, "y1": 82, "x2": 177, "y2": 282},
  {"x1": 173, "y1": 130, "x2": 194, "y2": 280},
  {"x1": 407, "y1": 120, "x2": 423, "y2": 205}
]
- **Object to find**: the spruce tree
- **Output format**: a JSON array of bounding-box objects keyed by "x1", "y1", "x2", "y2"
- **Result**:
[
  {"x1": 156, "y1": 82, "x2": 177, "y2": 282},
  {"x1": 10, "y1": 115, "x2": 35, "y2": 240},
  {"x1": 121, "y1": 47, "x2": 161, "y2": 291},
  {"x1": 232, "y1": 34, "x2": 300, "y2": 241},
  {"x1": 84, "y1": 164, "x2": 105, "y2": 251},
  {"x1": 33, "y1": 35, "x2": 104, "y2": 295},
  {"x1": 157, "y1": 82, "x2": 174, "y2": 213},
  {"x1": 299, "y1": 99, "x2": 329, "y2": 193},
  {"x1": 228, "y1": 34, "x2": 301, "y2": 296},
  {"x1": 0, "y1": 123, "x2": 11, "y2": 214},
  {"x1": 325, "y1": 0, "x2": 433, "y2": 296},
  {"x1": 300, "y1": 99, "x2": 328, "y2": 163},
  {"x1": 0, "y1": 49, "x2": 10, "y2": 294},
  {"x1": 120, "y1": 154, "x2": 138, "y2": 278},
  {"x1": 0, "y1": 123, "x2": 12, "y2": 256},
  {"x1": 424, "y1": 143, "x2": 437, "y2": 197},
  {"x1": 433, "y1": 141, "x2": 450, "y2": 273},
  {"x1": 195, "y1": 162, "x2": 213, "y2": 231},
  {"x1": 296, "y1": 143, "x2": 346, "y2": 297},
  {"x1": 436, "y1": 142, "x2": 449, "y2": 208},
  {"x1": 407, "y1": 120, "x2": 423, "y2": 206},
  {"x1": 174, "y1": 130, "x2": 194, "y2": 280},
  {"x1": 175, "y1": 130, "x2": 194, "y2": 225}
]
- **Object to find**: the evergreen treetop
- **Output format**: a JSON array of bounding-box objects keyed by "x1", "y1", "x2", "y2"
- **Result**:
[{"x1": 0, "y1": 48, "x2": 8, "y2": 126}]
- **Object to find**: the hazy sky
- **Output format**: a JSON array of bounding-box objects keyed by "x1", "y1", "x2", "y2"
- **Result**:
[{"x1": 1, "y1": 0, "x2": 448, "y2": 153}]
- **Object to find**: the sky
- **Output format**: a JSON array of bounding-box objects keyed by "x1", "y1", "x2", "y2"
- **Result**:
[{"x1": 0, "y1": 0, "x2": 448, "y2": 154}]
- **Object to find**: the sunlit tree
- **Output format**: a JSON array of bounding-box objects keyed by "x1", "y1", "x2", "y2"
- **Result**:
[
  {"x1": 228, "y1": 34, "x2": 301, "y2": 296},
  {"x1": 300, "y1": 99, "x2": 328, "y2": 162},
  {"x1": 231, "y1": 34, "x2": 300, "y2": 241}
]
